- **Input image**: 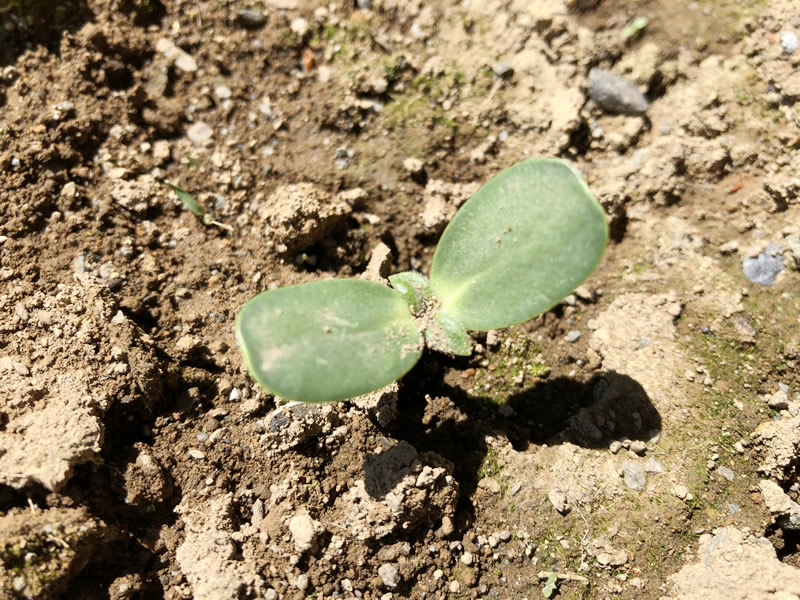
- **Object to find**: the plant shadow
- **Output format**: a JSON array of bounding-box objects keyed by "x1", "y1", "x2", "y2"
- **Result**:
[{"x1": 390, "y1": 363, "x2": 662, "y2": 501}]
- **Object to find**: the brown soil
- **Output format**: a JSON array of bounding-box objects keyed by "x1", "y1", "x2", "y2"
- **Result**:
[{"x1": 2, "y1": 0, "x2": 800, "y2": 599}]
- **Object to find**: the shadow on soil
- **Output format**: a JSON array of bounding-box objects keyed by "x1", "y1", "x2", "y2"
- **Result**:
[{"x1": 391, "y1": 361, "x2": 661, "y2": 502}]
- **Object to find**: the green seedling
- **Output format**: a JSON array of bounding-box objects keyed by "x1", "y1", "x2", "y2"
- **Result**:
[
  {"x1": 622, "y1": 16, "x2": 649, "y2": 39},
  {"x1": 236, "y1": 158, "x2": 608, "y2": 402},
  {"x1": 542, "y1": 571, "x2": 559, "y2": 598},
  {"x1": 168, "y1": 183, "x2": 232, "y2": 231}
]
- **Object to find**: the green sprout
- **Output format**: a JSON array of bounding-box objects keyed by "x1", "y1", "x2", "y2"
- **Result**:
[
  {"x1": 622, "y1": 16, "x2": 649, "y2": 39},
  {"x1": 168, "y1": 183, "x2": 232, "y2": 231},
  {"x1": 235, "y1": 158, "x2": 608, "y2": 402},
  {"x1": 542, "y1": 571, "x2": 559, "y2": 598}
]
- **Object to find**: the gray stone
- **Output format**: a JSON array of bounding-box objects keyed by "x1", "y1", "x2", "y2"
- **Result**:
[
  {"x1": 645, "y1": 458, "x2": 666, "y2": 474},
  {"x1": 356, "y1": 0, "x2": 373, "y2": 9},
  {"x1": 187, "y1": 121, "x2": 213, "y2": 146},
  {"x1": 237, "y1": 8, "x2": 266, "y2": 28},
  {"x1": 743, "y1": 252, "x2": 784, "y2": 286},
  {"x1": 767, "y1": 390, "x2": 790, "y2": 410},
  {"x1": 548, "y1": 489, "x2": 570, "y2": 514},
  {"x1": 630, "y1": 440, "x2": 647, "y2": 455},
  {"x1": 566, "y1": 330, "x2": 582, "y2": 342},
  {"x1": 621, "y1": 461, "x2": 646, "y2": 491},
  {"x1": 588, "y1": 68, "x2": 649, "y2": 115},
  {"x1": 378, "y1": 563, "x2": 399, "y2": 587},
  {"x1": 493, "y1": 62, "x2": 514, "y2": 79},
  {"x1": 782, "y1": 31, "x2": 798, "y2": 55},
  {"x1": 717, "y1": 466, "x2": 735, "y2": 481}
]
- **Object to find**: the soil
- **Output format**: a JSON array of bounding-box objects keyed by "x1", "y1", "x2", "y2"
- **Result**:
[{"x1": 1, "y1": 0, "x2": 800, "y2": 599}]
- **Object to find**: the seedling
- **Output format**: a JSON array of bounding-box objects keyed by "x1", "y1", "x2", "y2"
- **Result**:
[
  {"x1": 168, "y1": 183, "x2": 232, "y2": 231},
  {"x1": 236, "y1": 158, "x2": 608, "y2": 402}
]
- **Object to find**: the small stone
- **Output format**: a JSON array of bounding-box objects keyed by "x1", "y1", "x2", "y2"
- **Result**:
[
  {"x1": 461, "y1": 551, "x2": 474, "y2": 566},
  {"x1": 378, "y1": 563, "x2": 399, "y2": 588},
  {"x1": 357, "y1": 0, "x2": 373, "y2": 8},
  {"x1": 60, "y1": 181, "x2": 77, "y2": 198},
  {"x1": 781, "y1": 31, "x2": 799, "y2": 55},
  {"x1": 174, "y1": 52, "x2": 197, "y2": 73},
  {"x1": 478, "y1": 477, "x2": 501, "y2": 494},
  {"x1": 12, "y1": 576, "x2": 26, "y2": 592},
  {"x1": 403, "y1": 157, "x2": 424, "y2": 174},
  {"x1": 629, "y1": 440, "x2": 647, "y2": 455},
  {"x1": 187, "y1": 121, "x2": 213, "y2": 146},
  {"x1": 214, "y1": 85, "x2": 232, "y2": 100},
  {"x1": 621, "y1": 461, "x2": 646, "y2": 491},
  {"x1": 588, "y1": 67, "x2": 649, "y2": 115},
  {"x1": 717, "y1": 466, "x2": 734, "y2": 481},
  {"x1": 767, "y1": 390, "x2": 790, "y2": 410},
  {"x1": 673, "y1": 485, "x2": 689, "y2": 500},
  {"x1": 493, "y1": 62, "x2": 514, "y2": 79},
  {"x1": 566, "y1": 330, "x2": 582, "y2": 343},
  {"x1": 229, "y1": 387, "x2": 241, "y2": 401},
  {"x1": 289, "y1": 513, "x2": 321, "y2": 552},
  {"x1": 449, "y1": 580, "x2": 461, "y2": 594},
  {"x1": 609, "y1": 441, "x2": 623, "y2": 454},
  {"x1": 733, "y1": 441, "x2": 745, "y2": 454},
  {"x1": 188, "y1": 449, "x2": 205, "y2": 459},
  {"x1": 295, "y1": 574, "x2": 309, "y2": 591},
  {"x1": 237, "y1": 8, "x2": 266, "y2": 28},
  {"x1": 152, "y1": 140, "x2": 171, "y2": 161},
  {"x1": 743, "y1": 252, "x2": 784, "y2": 286},
  {"x1": 645, "y1": 458, "x2": 666, "y2": 474},
  {"x1": 290, "y1": 17, "x2": 309, "y2": 37},
  {"x1": 433, "y1": 569, "x2": 444, "y2": 580},
  {"x1": 265, "y1": 589, "x2": 278, "y2": 600},
  {"x1": 498, "y1": 530, "x2": 512, "y2": 542},
  {"x1": 548, "y1": 489, "x2": 570, "y2": 514}
]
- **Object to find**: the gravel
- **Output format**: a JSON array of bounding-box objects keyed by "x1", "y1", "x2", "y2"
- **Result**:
[
  {"x1": 237, "y1": 8, "x2": 266, "y2": 28},
  {"x1": 717, "y1": 466, "x2": 735, "y2": 481},
  {"x1": 378, "y1": 563, "x2": 399, "y2": 588},
  {"x1": 621, "y1": 460, "x2": 646, "y2": 491},
  {"x1": 743, "y1": 250, "x2": 785, "y2": 285},
  {"x1": 588, "y1": 67, "x2": 649, "y2": 115}
]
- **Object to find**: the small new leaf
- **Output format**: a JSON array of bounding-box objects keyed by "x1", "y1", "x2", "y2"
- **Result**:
[{"x1": 168, "y1": 183, "x2": 232, "y2": 231}]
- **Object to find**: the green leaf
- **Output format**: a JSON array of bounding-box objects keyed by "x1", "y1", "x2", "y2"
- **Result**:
[
  {"x1": 388, "y1": 271, "x2": 433, "y2": 314},
  {"x1": 622, "y1": 16, "x2": 648, "y2": 39},
  {"x1": 168, "y1": 183, "x2": 207, "y2": 218},
  {"x1": 389, "y1": 271, "x2": 471, "y2": 356},
  {"x1": 235, "y1": 279, "x2": 423, "y2": 402},
  {"x1": 542, "y1": 572, "x2": 559, "y2": 598},
  {"x1": 429, "y1": 158, "x2": 608, "y2": 331}
]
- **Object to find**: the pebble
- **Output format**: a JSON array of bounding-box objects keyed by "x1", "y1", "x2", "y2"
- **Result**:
[
  {"x1": 295, "y1": 574, "x2": 309, "y2": 591},
  {"x1": 461, "y1": 552, "x2": 474, "y2": 566},
  {"x1": 588, "y1": 67, "x2": 649, "y2": 115},
  {"x1": 673, "y1": 485, "x2": 689, "y2": 500},
  {"x1": 478, "y1": 477, "x2": 501, "y2": 494},
  {"x1": 609, "y1": 440, "x2": 623, "y2": 454},
  {"x1": 403, "y1": 157, "x2": 424, "y2": 174},
  {"x1": 717, "y1": 466, "x2": 734, "y2": 481},
  {"x1": 743, "y1": 252, "x2": 784, "y2": 286},
  {"x1": 378, "y1": 563, "x2": 399, "y2": 588},
  {"x1": 214, "y1": 85, "x2": 232, "y2": 100},
  {"x1": 237, "y1": 7, "x2": 266, "y2": 28},
  {"x1": 265, "y1": 589, "x2": 278, "y2": 600},
  {"x1": 645, "y1": 458, "x2": 666, "y2": 474},
  {"x1": 498, "y1": 530, "x2": 512, "y2": 542},
  {"x1": 566, "y1": 330, "x2": 581, "y2": 343},
  {"x1": 449, "y1": 581, "x2": 461, "y2": 593},
  {"x1": 548, "y1": 489, "x2": 570, "y2": 514},
  {"x1": 187, "y1": 121, "x2": 213, "y2": 146},
  {"x1": 290, "y1": 17, "x2": 309, "y2": 37},
  {"x1": 289, "y1": 513, "x2": 319, "y2": 552},
  {"x1": 357, "y1": 0, "x2": 372, "y2": 9},
  {"x1": 188, "y1": 449, "x2": 205, "y2": 459},
  {"x1": 493, "y1": 62, "x2": 514, "y2": 79},
  {"x1": 781, "y1": 31, "x2": 799, "y2": 55},
  {"x1": 767, "y1": 390, "x2": 790, "y2": 410},
  {"x1": 629, "y1": 440, "x2": 647, "y2": 456},
  {"x1": 621, "y1": 461, "x2": 646, "y2": 491}
]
